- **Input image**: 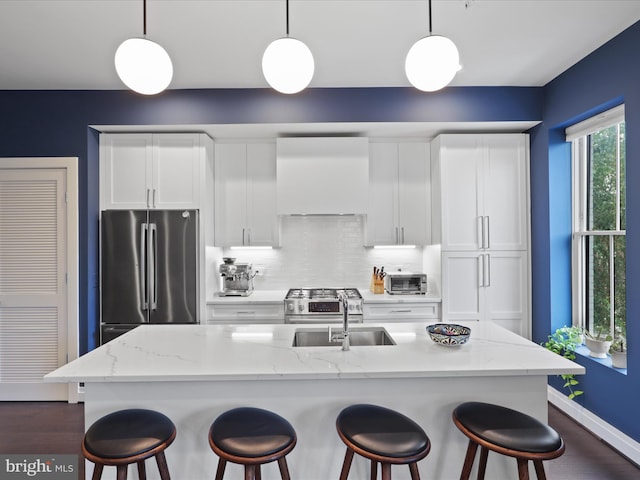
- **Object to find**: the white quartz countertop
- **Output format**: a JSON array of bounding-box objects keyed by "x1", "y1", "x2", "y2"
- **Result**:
[
  {"x1": 207, "y1": 289, "x2": 441, "y2": 304},
  {"x1": 207, "y1": 290, "x2": 288, "y2": 304},
  {"x1": 45, "y1": 322, "x2": 583, "y2": 383}
]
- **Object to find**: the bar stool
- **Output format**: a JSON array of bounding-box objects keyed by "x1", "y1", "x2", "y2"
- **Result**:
[
  {"x1": 82, "y1": 408, "x2": 176, "y2": 480},
  {"x1": 336, "y1": 404, "x2": 431, "y2": 480},
  {"x1": 208, "y1": 407, "x2": 297, "y2": 480},
  {"x1": 452, "y1": 401, "x2": 565, "y2": 480}
]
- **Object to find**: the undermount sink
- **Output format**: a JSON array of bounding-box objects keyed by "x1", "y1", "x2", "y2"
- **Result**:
[{"x1": 292, "y1": 326, "x2": 396, "y2": 347}]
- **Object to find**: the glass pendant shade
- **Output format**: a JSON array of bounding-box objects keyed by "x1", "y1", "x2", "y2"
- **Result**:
[
  {"x1": 262, "y1": 37, "x2": 314, "y2": 94},
  {"x1": 405, "y1": 35, "x2": 461, "y2": 92},
  {"x1": 115, "y1": 37, "x2": 173, "y2": 95}
]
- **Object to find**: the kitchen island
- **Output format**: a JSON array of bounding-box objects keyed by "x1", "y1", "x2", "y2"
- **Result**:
[{"x1": 45, "y1": 322, "x2": 583, "y2": 480}]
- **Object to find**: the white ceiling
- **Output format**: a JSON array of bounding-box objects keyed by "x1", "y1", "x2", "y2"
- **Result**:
[{"x1": 2, "y1": 0, "x2": 640, "y2": 91}]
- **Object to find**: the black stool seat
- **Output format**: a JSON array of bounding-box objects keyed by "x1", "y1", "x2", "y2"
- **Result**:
[
  {"x1": 82, "y1": 408, "x2": 176, "y2": 480},
  {"x1": 336, "y1": 404, "x2": 430, "y2": 480},
  {"x1": 209, "y1": 407, "x2": 297, "y2": 480},
  {"x1": 452, "y1": 402, "x2": 565, "y2": 480},
  {"x1": 84, "y1": 409, "x2": 176, "y2": 459},
  {"x1": 454, "y1": 402, "x2": 562, "y2": 453},
  {"x1": 210, "y1": 407, "x2": 296, "y2": 458},
  {"x1": 337, "y1": 404, "x2": 429, "y2": 458}
]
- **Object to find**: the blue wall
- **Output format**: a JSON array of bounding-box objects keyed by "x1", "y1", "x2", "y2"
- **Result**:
[{"x1": 531, "y1": 20, "x2": 640, "y2": 440}]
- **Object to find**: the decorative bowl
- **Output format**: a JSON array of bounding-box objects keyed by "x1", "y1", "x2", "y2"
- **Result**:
[{"x1": 426, "y1": 323, "x2": 471, "y2": 346}]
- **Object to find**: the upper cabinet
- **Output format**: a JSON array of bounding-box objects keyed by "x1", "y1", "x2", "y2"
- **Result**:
[
  {"x1": 100, "y1": 133, "x2": 205, "y2": 210},
  {"x1": 214, "y1": 142, "x2": 279, "y2": 247},
  {"x1": 366, "y1": 141, "x2": 431, "y2": 246},
  {"x1": 431, "y1": 134, "x2": 528, "y2": 251}
]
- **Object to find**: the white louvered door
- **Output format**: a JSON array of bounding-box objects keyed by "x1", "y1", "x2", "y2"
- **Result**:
[{"x1": 0, "y1": 167, "x2": 68, "y2": 400}]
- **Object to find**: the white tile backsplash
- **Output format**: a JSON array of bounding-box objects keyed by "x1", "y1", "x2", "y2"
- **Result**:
[{"x1": 217, "y1": 215, "x2": 437, "y2": 292}]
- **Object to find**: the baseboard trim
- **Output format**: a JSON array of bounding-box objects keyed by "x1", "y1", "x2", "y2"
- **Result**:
[{"x1": 548, "y1": 386, "x2": 640, "y2": 466}]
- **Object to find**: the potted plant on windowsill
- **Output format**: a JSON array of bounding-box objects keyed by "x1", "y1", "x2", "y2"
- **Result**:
[
  {"x1": 610, "y1": 336, "x2": 627, "y2": 369},
  {"x1": 543, "y1": 326, "x2": 583, "y2": 400},
  {"x1": 584, "y1": 328, "x2": 613, "y2": 358}
]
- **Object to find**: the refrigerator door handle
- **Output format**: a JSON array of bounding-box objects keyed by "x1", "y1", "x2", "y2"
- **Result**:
[
  {"x1": 140, "y1": 223, "x2": 149, "y2": 310},
  {"x1": 149, "y1": 223, "x2": 158, "y2": 311}
]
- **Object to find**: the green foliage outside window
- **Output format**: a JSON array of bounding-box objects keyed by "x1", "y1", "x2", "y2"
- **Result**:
[{"x1": 586, "y1": 123, "x2": 626, "y2": 339}]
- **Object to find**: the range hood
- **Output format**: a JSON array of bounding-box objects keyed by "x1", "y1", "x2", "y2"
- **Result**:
[{"x1": 276, "y1": 137, "x2": 369, "y2": 215}]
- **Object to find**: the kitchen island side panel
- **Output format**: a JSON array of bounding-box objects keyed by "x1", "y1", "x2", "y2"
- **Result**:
[{"x1": 84, "y1": 376, "x2": 548, "y2": 480}]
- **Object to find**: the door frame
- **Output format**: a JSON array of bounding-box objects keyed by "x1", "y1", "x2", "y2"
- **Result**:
[{"x1": 0, "y1": 157, "x2": 79, "y2": 402}]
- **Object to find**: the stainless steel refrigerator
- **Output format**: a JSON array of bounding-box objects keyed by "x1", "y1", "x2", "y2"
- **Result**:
[{"x1": 100, "y1": 209, "x2": 198, "y2": 344}]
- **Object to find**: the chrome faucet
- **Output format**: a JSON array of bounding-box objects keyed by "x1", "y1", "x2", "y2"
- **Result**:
[{"x1": 329, "y1": 291, "x2": 350, "y2": 351}]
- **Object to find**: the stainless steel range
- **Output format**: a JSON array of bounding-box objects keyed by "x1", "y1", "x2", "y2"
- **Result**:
[{"x1": 284, "y1": 288, "x2": 364, "y2": 324}]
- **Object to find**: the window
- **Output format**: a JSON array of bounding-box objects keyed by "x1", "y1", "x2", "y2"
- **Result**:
[{"x1": 567, "y1": 105, "x2": 626, "y2": 341}]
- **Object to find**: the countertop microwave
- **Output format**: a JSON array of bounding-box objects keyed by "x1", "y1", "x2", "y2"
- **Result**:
[{"x1": 384, "y1": 272, "x2": 427, "y2": 295}]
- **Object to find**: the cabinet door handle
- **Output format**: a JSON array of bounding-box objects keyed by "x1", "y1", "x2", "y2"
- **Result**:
[
  {"x1": 391, "y1": 309, "x2": 412, "y2": 313},
  {"x1": 242, "y1": 228, "x2": 246, "y2": 246},
  {"x1": 484, "y1": 216, "x2": 490, "y2": 249},
  {"x1": 236, "y1": 311, "x2": 255, "y2": 315},
  {"x1": 153, "y1": 189, "x2": 157, "y2": 208},
  {"x1": 395, "y1": 226, "x2": 399, "y2": 244},
  {"x1": 478, "y1": 255, "x2": 484, "y2": 287},
  {"x1": 401, "y1": 227, "x2": 405, "y2": 244},
  {"x1": 146, "y1": 188, "x2": 151, "y2": 209},
  {"x1": 247, "y1": 228, "x2": 251, "y2": 245},
  {"x1": 477, "y1": 216, "x2": 484, "y2": 249},
  {"x1": 486, "y1": 254, "x2": 491, "y2": 287}
]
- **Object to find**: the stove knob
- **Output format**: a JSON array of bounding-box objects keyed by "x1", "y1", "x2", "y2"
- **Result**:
[
  {"x1": 349, "y1": 304, "x2": 354, "y2": 311},
  {"x1": 298, "y1": 304, "x2": 305, "y2": 312},
  {"x1": 287, "y1": 303, "x2": 294, "y2": 312}
]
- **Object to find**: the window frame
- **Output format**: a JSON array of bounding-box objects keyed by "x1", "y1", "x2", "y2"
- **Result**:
[{"x1": 568, "y1": 105, "x2": 626, "y2": 338}]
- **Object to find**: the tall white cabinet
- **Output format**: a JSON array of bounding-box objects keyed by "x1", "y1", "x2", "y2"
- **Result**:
[
  {"x1": 366, "y1": 141, "x2": 431, "y2": 246},
  {"x1": 432, "y1": 134, "x2": 530, "y2": 337},
  {"x1": 214, "y1": 142, "x2": 279, "y2": 247}
]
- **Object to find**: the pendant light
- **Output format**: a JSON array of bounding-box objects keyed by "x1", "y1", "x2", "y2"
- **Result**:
[
  {"x1": 405, "y1": 0, "x2": 461, "y2": 92},
  {"x1": 114, "y1": 0, "x2": 173, "y2": 95},
  {"x1": 262, "y1": 0, "x2": 314, "y2": 94}
]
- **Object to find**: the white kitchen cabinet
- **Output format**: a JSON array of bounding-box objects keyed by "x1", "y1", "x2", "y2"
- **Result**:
[
  {"x1": 100, "y1": 133, "x2": 204, "y2": 210},
  {"x1": 214, "y1": 142, "x2": 279, "y2": 247},
  {"x1": 366, "y1": 141, "x2": 430, "y2": 245},
  {"x1": 441, "y1": 251, "x2": 528, "y2": 336},
  {"x1": 431, "y1": 134, "x2": 528, "y2": 251},
  {"x1": 207, "y1": 303, "x2": 285, "y2": 324},
  {"x1": 433, "y1": 134, "x2": 530, "y2": 338},
  {"x1": 363, "y1": 302, "x2": 439, "y2": 323}
]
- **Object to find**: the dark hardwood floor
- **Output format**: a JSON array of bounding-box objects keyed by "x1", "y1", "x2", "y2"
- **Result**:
[{"x1": 0, "y1": 401, "x2": 638, "y2": 479}]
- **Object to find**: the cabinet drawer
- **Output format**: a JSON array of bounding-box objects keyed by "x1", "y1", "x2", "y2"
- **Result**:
[
  {"x1": 207, "y1": 303, "x2": 284, "y2": 324},
  {"x1": 363, "y1": 303, "x2": 440, "y2": 322}
]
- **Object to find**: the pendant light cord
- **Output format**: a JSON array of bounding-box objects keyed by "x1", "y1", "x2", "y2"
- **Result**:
[
  {"x1": 143, "y1": 0, "x2": 147, "y2": 36},
  {"x1": 428, "y1": 0, "x2": 432, "y2": 34},
  {"x1": 285, "y1": 0, "x2": 290, "y2": 36}
]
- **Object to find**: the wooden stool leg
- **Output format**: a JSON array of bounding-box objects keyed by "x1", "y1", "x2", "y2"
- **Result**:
[
  {"x1": 409, "y1": 462, "x2": 421, "y2": 480},
  {"x1": 137, "y1": 460, "x2": 146, "y2": 480},
  {"x1": 370, "y1": 460, "x2": 377, "y2": 480},
  {"x1": 381, "y1": 463, "x2": 391, "y2": 480},
  {"x1": 460, "y1": 440, "x2": 478, "y2": 480},
  {"x1": 256, "y1": 464, "x2": 262, "y2": 480},
  {"x1": 517, "y1": 458, "x2": 530, "y2": 480},
  {"x1": 277, "y1": 456, "x2": 292, "y2": 480},
  {"x1": 339, "y1": 448, "x2": 355, "y2": 480},
  {"x1": 214, "y1": 458, "x2": 227, "y2": 480},
  {"x1": 155, "y1": 451, "x2": 171, "y2": 480},
  {"x1": 244, "y1": 464, "x2": 255, "y2": 480},
  {"x1": 91, "y1": 463, "x2": 104, "y2": 480},
  {"x1": 533, "y1": 460, "x2": 547, "y2": 480},
  {"x1": 477, "y1": 447, "x2": 489, "y2": 480},
  {"x1": 116, "y1": 465, "x2": 128, "y2": 480}
]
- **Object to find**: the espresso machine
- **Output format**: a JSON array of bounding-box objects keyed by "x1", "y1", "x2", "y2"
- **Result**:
[{"x1": 219, "y1": 258, "x2": 256, "y2": 296}]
